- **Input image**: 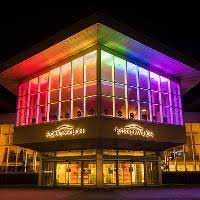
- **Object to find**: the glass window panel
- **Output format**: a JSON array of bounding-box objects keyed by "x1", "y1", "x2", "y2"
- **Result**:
[
  {"x1": 128, "y1": 87, "x2": 137, "y2": 101},
  {"x1": 101, "y1": 96, "x2": 113, "y2": 116},
  {"x1": 127, "y1": 62, "x2": 138, "y2": 87},
  {"x1": 39, "y1": 73, "x2": 49, "y2": 92},
  {"x1": 128, "y1": 100, "x2": 138, "y2": 120},
  {"x1": 150, "y1": 72, "x2": 159, "y2": 91},
  {"x1": 101, "y1": 51, "x2": 113, "y2": 81},
  {"x1": 173, "y1": 107, "x2": 182, "y2": 125},
  {"x1": 139, "y1": 89, "x2": 149, "y2": 103},
  {"x1": 114, "y1": 56, "x2": 126, "y2": 84},
  {"x1": 160, "y1": 77, "x2": 169, "y2": 93},
  {"x1": 162, "y1": 106, "x2": 171, "y2": 124},
  {"x1": 49, "y1": 103, "x2": 59, "y2": 121},
  {"x1": 86, "y1": 96, "x2": 97, "y2": 116},
  {"x1": 29, "y1": 94, "x2": 38, "y2": 107},
  {"x1": 27, "y1": 107, "x2": 37, "y2": 125},
  {"x1": 73, "y1": 57, "x2": 83, "y2": 85},
  {"x1": 60, "y1": 101, "x2": 71, "y2": 120},
  {"x1": 171, "y1": 81, "x2": 180, "y2": 95},
  {"x1": 86, "y1": 81, "x2": 97, "y2": 96},
  {"x1": 61, "y1": 87, "x2": 71, "y2": 101},
  {"x1": 73, "y1": 84, "x2": 83, "y2": 99},
  {"x1": 115, "y1": 84, "x2": 125, "y2": 98},
  {"x1": 19, "y1": 82, "x2": 29, "y2": 96},
  {"x1": 152, "y1": 104, "x2": 161, "y2": 122},
  {"x1": 50, "y1": 89, "x2": 59, "y2": 103},
  {"x1": 151, "y1": 91, "x2": 160, "y2": 104},
  {"x1": 50, "y1": 68, "x2": 60, "y2": 89},
  {"x1": 39, "y1": 92, "x2": 48, "y2": 105},
  {"x1": 101, "y1": 81, "x2": 112, "y2": 96},
  {"x1": 38, "y1": 105, "x2": 47, "y2": 123},
  {"x1": 85, "y1": 51, "x2": 97, "y2": 82},
  {"x1": 161, "y1": 93, "x2": 170, "y2": 106},
  {"x1": 140, "y1": 103, "x2": 150, "y2": 121},
  {"x1": 172, "y1": 94, "x2": 181, "y2": 108},
  {"x1": 115, "y1": 98, "x2": 126, "y2": 118},
  {"x1": 73, "y1": 98, "x2": 83, "y2": 118},
  {"x1": 29, "y1": 78, "x2": 38, "y2": 94},
  {"x1": 139, "y1": 67, "x2": 149, "y2": 89},
  {"x1": 18, "y1": 95, "x2": 28, "y2": 109},
  {"x1": 61, "y1": 63, "x2": 71, "y2": 87},
  {"x1": 18, "y1": 109, "x2": 27, "y2": 126}
]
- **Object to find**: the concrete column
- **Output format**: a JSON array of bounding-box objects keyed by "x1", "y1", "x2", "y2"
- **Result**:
[
  {"x1": 96, "y1": 149, "x2": 103, "y2": 188},
  {"x1": 158, "y1": 154, "x2": 162, "y2": 185},
  {"x1": 38, "y1": 157, "x2": 42, "y2": 186}
]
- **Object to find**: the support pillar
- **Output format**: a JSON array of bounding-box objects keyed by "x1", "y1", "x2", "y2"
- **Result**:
[
  {"x1": 158, "y1": 154, "x2": 162, "y2": 185},
  {"x1": 96, "y1": 149, "x2": 103, "y2": 188},
  {"x1": 38, "y1": 157, "x2": 42, "y2": 186}
]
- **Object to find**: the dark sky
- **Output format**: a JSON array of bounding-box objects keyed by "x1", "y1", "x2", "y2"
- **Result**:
[{"x1": 0, "y1": 2, "x2": 199, "y2": 112}]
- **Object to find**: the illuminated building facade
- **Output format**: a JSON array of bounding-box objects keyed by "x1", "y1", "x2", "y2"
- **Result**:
[{"x1": 0, "y1": 15, "x2": 199, "y2": 187}]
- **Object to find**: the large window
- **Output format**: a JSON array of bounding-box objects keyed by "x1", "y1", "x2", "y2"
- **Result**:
[
  {"x1": 100, "y1": 50, "x2": 183, "y2": 125},
  {"x1": 17, "y1": 50, "x2": 97, "y2": 126}
]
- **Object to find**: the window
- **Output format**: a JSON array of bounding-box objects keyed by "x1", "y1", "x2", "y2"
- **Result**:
[
  {"x1": 60, "y1": 101, "x2": 71, "y2": 120},
  {"x1": 102, "y1": 81, "x2": 112, "y2": 96},
  {"x1": 114, "y1": 57, "x2": 126, "y2": 84},
  {"x1": 150, "y1": 72, "x2": 159, "y2": 91},
  {"x1": 101, "y1": 51, "x2": 113, "y2": 81},
  {"x1": 139, "y1": 68, "x2": 149, "y2": 89},
  {"x1": 115, "y1": 98, "x2": 126, "y2": 118},
  {"x1": 127, "y1": 62, "x2": 138, "y2": 87},
  {"x1": 160, "y1": 77, "x2": 169, "y2": 93},
  {"x1": 152, "y1": 104, "x2": 161, "y2": 122},
  {"x1": 101, "y1": 96, "x2": 113, "y2": 116},
  {"x1": 61, "y1": 63, "x2": 71, "y2": 87},
  {"x1": 86, "y1": 96, "x2": 97, "y2": 116},
  {"x1": 73, "y1": 98, "x2": 83, "y2": 118},
  {"x1": 115, "y1": 84, "x2": 125, "y2": 98},
  {"x1": 140, "y1": 103, "x2": 150, "y2": 121},
  {"x1": 73, "y1": 84, "x2": 84, "y2": 99},
  {"x1": 73, "y1": 57, "x2": 83, "y2": 85},
  {"x1": 128, "y1": 87, "x2": 137, "y2": 101},
  {"x1": 128, "y1": 100, "x2": 138, "y2": 120}
]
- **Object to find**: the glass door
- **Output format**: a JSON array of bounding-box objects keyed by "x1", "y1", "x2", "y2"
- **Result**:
[
  {"x1": 103, "y1": 161, "x2": 116, "y2": 185},
  {"x1": 68, "y1": 161, "x2": 81, "y2": 185},
  {"x1": 56, "y1": 162, "x2": 69, "y2": 185},
  {"x1": 131, "y1": 162, "x2": 144, "y2": 185},
  {"x1": 146, "y1": 161, "x2": 159, "y2": 185},
  {"x1": 83, "y1": 161, "x2": 96, "y2": 185},
  {"x1": 119, "y1": 161, "x2": 131, "y2": 185}
]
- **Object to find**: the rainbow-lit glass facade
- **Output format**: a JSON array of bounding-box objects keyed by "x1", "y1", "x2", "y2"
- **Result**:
[{"x1": 16, "y1": 49, "x2": 183, "y2": 127}]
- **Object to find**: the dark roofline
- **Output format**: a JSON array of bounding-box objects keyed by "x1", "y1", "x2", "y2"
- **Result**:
[{"x1": 1, "y1": 12, "x2": 200, "y2": 73}]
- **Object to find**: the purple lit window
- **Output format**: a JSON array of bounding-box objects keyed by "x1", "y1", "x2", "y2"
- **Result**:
[
  {"x1": 102, "y1": 81, "x2": 112, "y2": 96},
  {"x1": 128, "y1": 100, "x2": 138, "y2": 120},
  {"x1": 127, "y1": 62, "x2": 138, "y2": 87},
  {"x1": 139, "y1": 89, "x2": 149, "y2": 103},
  {"x1": 161, "y1": 93, "x2": 170, "y2": 106},
  {"x1": 140, "y1": 103, "x2": 150, "y2": 121},
  {"x1": 128, "y1": 87, "x2": 137, "y2": 100},
  {"x1": 114, "y1": 57, "x2": 126, "y2": 84},
  {"x1": 152, "y1": 104, "x2": 161, "y2": 122},
  {"x1": 173, "y1": 107, "x2": 182, "y2": 125},
  {"x1": 160, "y1": 77, "x2": 169, "y2": 93},
  {"x1": 171, "y1": 81, "x2": 180, "y2": 95},
  {"x1": 115, "y1": 98, "x2": 126, "y2": 118},
  {"x1": 115, "y1": 84, "x2": 125, "y2": 98},
  {"x1": 86, "y1": 96, "x2": 97, "y2": 116},
  {"x1": 163, "y1": 106, "x2": 171, "y2": 124},
  {"x1": 150, "y1": 72, "x2": 159, "y2": 91},
  {"x1": 151, "y1": 91, "x2": 160, "y2": 104},
  {"x1": 139, "y1": 68, "x2": 149, "y2": 89},
  {"x1": 101, "y1": 96, "x2": 113, "y2": 116},
  {"x1": 172, "y1": 94, "x2": 181, "y2": 108}
]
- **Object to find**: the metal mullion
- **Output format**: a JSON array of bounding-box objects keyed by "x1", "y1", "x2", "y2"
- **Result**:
[
  {"x1": 147, "y1": 70, "x2": 152, "y2": 121},
  {"x1": 58, "y1": 67, "x2": 62, "y2": 121},
  {"x1": 158, "y1": 76, "x2": 163, "y2": 123},
  {"x1": 125, "y1": 61, "x2": 128, "y2": 119},
  {"x1": 71, "y1": 62, "x2": 73, "y2": 119},
  {"x1": 97, "y1": 47, "x2": 101, "y2": 117},
  {"x1": 112, "y1": 55, "x2": 115, "y2": 117},
  {"x1": 83, "y1": 56, "x2": 86, "y2": 117},
  {"x1": 136, "y1": 65, "x2": 140, "y2": 120},
  {"x1": 47, "y1": 72, "x2": 51, "y2": 122},
  {"x1": 36, "y1": 77, "x2": 40, "y2": 124},
  {"x1": 168, "y1": 80, "x2": 173, "y2": 124},
  {"x1": 26, "y1": 80, "x2": 31, "y2": 125}
]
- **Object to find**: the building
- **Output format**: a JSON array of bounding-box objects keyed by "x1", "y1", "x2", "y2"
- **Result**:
[{"x1": 0, "y1": 14, "x2": 200, "y2": 187}]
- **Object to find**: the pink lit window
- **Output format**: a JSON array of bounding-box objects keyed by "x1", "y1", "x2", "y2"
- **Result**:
[
  {"x1": 39, "y1": 92, "x2": 48, "y2": 105},
  {"x1": 73, "y1": 57, "x2": 83, "y2": 85},
  {"x1": 101, "y1": 81, "x2": 112, "y2": 97},
  {"x1": 49, "y1": 103, "x2": 59, "y2": 121},
  {"x1": 114, "y1": 57, "x2": 126, "y2": 84},
  {"x1": 60, "y1": 101, "x2": 71, "y2": 120},
  {"x1": 171, "y1": 81, "x2": 180, "y2": 95},
  {"x1": 128, "y1": 87, "x2": 137, "y2": 101},
  {"x1": 73, "y1": 98, "x2": 83, "y2": 118},
  {"x1": 50, "y1": 89, "x2": 59, "y2": 103},
  {"x1": 115, "y1": 98, "x2": 126, "y2": 118},
  {"x1": 30, "y1": 78, "x2": 38, "y2": 94},
  {"x1": 27, "y1": 107, "x2": 37, "y2": 125},
  {"x1": 38, "y1": 105, "x2": 47, "y2": 123},
  {"x1": 86, "y1": 81, "x2": 97, "y2": 97},
  {"x1": 50, "y1": 68, "x2": 60, "y2": 89},
  {"x1": 18, "y1": 109, "x2": 27, "y2": 126},
  {"x1": 150, "y1": 72, "x2": 159, "y2": 91},
  {"x1": 73, "y1": 84, "x2": 84, "y2": 99},
  {"x1": 29, "y1": 94, "x2": 38, "y2": 107},
  {"x1": 18, "y1": 82, "x2": 29, "y2": 97},
  {"x1": 61, "y1": 87, "x2": 71, "y2": 101},
  {"x1": 139, "y1": 68, "x2": 149, "y2": 89},
  {"x1": 101, "y1": 96, "x2": 113, "y2": 116},
  {"x1": 61, "y1": 63, "x2": 71, "y2": 87},
  {"x1": 85, "y1": 51, "x2": 97, "y2": 82},
  {"x1": 151, "y1": 91, "x2": 160, "y2": 104},
  {"x1": 39, "y1": 73, "x2": 49, "y2": 92},
  {"x1": 86, "y1": 96, "x2": 97, "y2": 116}
]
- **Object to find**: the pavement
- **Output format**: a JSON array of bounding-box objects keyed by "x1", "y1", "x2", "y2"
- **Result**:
[{"x1": 1, "y1": 186, "x2": 200, "y2": 200}]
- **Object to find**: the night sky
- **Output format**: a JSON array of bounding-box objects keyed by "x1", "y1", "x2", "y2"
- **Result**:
[{"x1": 0, "y1": 3, "x2": 199, "y2": 112}]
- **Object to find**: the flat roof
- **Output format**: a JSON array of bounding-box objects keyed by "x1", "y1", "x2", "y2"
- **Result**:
[{"x1": 0, "y1": 13, "x2": 199, "y2": 94}]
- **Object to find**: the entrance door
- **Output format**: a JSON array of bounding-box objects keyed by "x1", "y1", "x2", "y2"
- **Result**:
[
  {"x1": 103, "y1": 162, "x2": 116, "y2": 185},
  {"x1": 119, "y1": 161, "x2": 131, "y2": 185},
  {"x1": 56, "y1": 162, "x2": 69, "y2": 185},
  {"x1": 83, "y1": 161, "x2": 96, "y2": 185},
  {"x1": 131, "y1": 162, "x2": 144, "y2": 184},
  {"x1": 146, "y1": 161, "x2": 159, "y2": 185},
  {"x1": 69, "y1": 161, "x2": 81, "y2": 185}
]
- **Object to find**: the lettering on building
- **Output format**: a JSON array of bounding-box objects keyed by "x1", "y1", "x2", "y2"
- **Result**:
[
  {"x1": 114, "y1": 124, "x2": 154, "y2": 138},
  {"x1": 46, "y1": 125, "x2": 85, "y2": 138}
]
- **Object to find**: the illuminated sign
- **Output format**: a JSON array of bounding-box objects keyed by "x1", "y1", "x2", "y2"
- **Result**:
[
  {"x1": 46, "y1": 125, "x2": 85, "y2": 138},
  {"x1": 114, "y1": 124, "x2": 154, "y2": 138}
]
